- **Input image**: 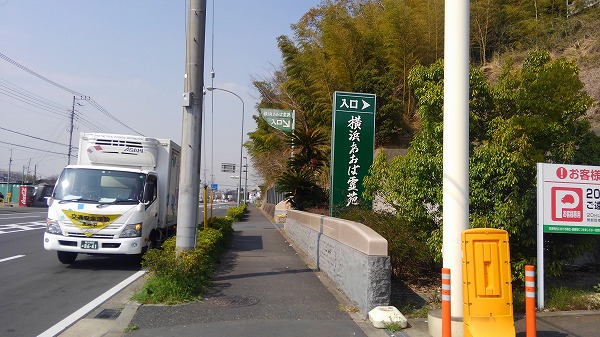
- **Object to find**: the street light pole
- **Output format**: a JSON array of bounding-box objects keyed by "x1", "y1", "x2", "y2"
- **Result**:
[{"x1": 205, "y1": 86, "x2": 244, "y2": 207}]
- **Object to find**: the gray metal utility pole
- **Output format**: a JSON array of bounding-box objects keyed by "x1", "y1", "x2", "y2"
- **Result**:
[{"x1": 176, "y1": 0, "x2": 207, "y2": 253}]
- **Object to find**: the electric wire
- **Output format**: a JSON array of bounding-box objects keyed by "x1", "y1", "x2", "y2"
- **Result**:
[
  {"x1": 0, "y1": 86, "x2": 71, "y2": 118},
  {"x1": 0, "y1": 52, "x2": 85, "y2": 97},
  {"x1": 0, "y1": 52, "x2": 144, "y2": 136},
  {"x1": 0, "y1": 126, "x2": 69, "y2": 147},
  {"x1": 0, "y1": 140, "x2": 67, "y2": 156},
  {"x1": 0, "y1": 89, "x2": 118, "y2": 147},
  {"x1": 0, "y1": 78, "x2": 70, "y2": 113}
]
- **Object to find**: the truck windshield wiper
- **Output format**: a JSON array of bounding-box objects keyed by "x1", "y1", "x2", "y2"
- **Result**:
[
  {"x1": 96, "y1": 199, "x2": 138, "y2": 208},
  {"x1": 58, "y1": 197, "x2": 97, "y2": 204}
]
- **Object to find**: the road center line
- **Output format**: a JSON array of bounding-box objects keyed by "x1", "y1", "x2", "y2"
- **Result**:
[
  {"x1": 37, "y1": 270, "x2": 146, "y2": 337},
  {"x1": 0, "y1": 255, "x2": 25, "y2": 263}
]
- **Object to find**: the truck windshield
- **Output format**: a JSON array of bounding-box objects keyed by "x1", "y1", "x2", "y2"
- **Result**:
[{"x1": 53, "y1": 168, "x2": 146, "y2": 204}]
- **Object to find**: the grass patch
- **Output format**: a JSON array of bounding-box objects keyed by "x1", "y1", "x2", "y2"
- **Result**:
[
  {"x1": 508, "y1": 285, "x2": 600, "y2": 314},
  {"x1": 396, "y1": 302, "x2": 431, "y2": 319},
  {"x1": 123, "y1": 324, "x2": 138, "y2": 333},
  {"x1": 384, "y1": 321, "x2": 404, "y2": 333},
  {"x1": 545, "y1": 286, "x2": 600, "y2": 311},
  {"x1": 133, "y1": 217, "x2": 233, "y2": 304}
]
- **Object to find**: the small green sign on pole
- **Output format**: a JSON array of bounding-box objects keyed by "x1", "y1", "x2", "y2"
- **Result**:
[
  {"x1": 260, "y1": 108, "x2": 295, "y2": 133},
  {"x1": 329, "y1": 91, "x2": 376, "y2": 216}
]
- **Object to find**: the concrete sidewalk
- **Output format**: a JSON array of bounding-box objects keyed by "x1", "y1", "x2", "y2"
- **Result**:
[{"x1": 125, "y1": 206, "x2": 398, "y2": 337}]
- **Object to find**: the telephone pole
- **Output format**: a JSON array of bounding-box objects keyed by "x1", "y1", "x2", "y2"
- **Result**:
[
  {"x1": 67, "y1": 96, "x2": 75, "y2": 165},
  {"x1": 176, "y1": 0, "x2": 207, "y2": 253}
]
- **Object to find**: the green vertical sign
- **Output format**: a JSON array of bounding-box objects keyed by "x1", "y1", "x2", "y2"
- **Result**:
[{"x1": 330, "y1": 91, "x2": 376, "y2": 216}]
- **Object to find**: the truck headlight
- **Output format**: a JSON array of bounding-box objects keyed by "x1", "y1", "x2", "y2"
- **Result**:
[
  {"x1": 120, "y1": 223, "x2": 142, "y2": 238},
  {"x1": 46, "y1": 219, "x2": 62, "y2": 235}
]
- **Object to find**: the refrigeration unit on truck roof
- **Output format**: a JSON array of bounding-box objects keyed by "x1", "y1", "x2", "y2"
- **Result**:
[{"x1": 79, "y1": 133, "x2": 161, "y2": 168}]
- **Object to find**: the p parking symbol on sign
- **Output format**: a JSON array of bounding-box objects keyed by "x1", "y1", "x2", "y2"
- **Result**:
[{"x1": 551, "y1": 187, "x2": 583, "y2": 222}]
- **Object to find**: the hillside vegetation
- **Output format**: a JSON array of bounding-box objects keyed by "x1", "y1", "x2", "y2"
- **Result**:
[
  {"x1": 247, "y1": 1, "x2": 600, "y2": 277},
  {"x1": 248, "y1": 0, "x2": 600, "y2": 189}
]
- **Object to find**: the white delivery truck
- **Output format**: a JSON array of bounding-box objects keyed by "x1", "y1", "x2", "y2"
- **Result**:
[{"x1": 44, "y1": 133, "x2": 181, "y2": 264}]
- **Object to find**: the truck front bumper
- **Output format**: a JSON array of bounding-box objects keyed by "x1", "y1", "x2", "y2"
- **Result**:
[{"x1": 43, "y1": 233, "x2": 145, "y2": 255}]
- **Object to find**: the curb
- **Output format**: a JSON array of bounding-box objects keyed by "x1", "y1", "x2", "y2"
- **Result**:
[{"x1": 57, "y1": 273, "x2": 147, "y2": 337}]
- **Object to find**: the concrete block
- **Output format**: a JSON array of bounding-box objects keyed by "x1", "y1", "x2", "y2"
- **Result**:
[{"x1": 368, "y1": 306, "x2": 407, "y2": 329}]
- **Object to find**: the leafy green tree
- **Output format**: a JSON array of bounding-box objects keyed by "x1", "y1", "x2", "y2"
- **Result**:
[{"x1": 364, "y1": 50, "x2": 598, "y2": 276}]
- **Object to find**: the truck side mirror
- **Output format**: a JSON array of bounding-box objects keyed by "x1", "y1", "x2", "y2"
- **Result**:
[{"x1": 144, "y1": 184, "x2": 156, "y2": 203}]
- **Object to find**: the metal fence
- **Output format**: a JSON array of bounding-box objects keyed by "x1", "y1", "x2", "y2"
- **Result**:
[{"x1": 265, "y1": 185, "x2": 286, "y2": 205}]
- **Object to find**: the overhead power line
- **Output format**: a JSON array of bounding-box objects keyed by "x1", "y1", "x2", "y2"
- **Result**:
[
  {"x1": 0, "y1": 52, "x2": 144, "y2": 136},
  {"x1": 0, "y1": 78, "x2": 70, "y2": 113},
  {"x1": 0, "y1": 52, "x2": 86, "y2": 97},
  {"x1": 86, "y1": 98, "x2": 143, "y2": 135},
  {"x1": 0, "y1": 140, "x2": 68, "y2": 156},
  {"x1": 0, "y1": 126, "x2": 70, "y2": 147}
]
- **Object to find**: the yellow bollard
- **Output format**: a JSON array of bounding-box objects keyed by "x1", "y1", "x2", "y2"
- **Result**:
[{"x1": 462, "y1": 228, "x2": 515, "y2": 337}]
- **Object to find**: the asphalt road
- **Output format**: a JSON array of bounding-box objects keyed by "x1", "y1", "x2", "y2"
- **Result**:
[
  {"x1": 0, "y1": 203, "x2": 233, "y2": 337},
  {"x1": 0, "y1": 206, "x2": 143, "y2": 336}
]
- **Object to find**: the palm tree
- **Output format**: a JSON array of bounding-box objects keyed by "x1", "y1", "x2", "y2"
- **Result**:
[{"x1": 276, "y1": 126, "x2": 329, "y2": 210}]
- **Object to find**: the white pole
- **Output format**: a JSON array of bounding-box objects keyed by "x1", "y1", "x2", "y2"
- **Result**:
[{"x1": 443, "y1": 0, "x2": 470, "y2": 317}]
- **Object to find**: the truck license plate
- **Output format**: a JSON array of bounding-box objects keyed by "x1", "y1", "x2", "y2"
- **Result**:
[{"x1": 81, "y1": 241, "x2": 98, "y2": 250}]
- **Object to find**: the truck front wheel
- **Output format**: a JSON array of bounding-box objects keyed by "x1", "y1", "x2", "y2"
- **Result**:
[{"x1": 57, "y1": 251, "x2": 78, "y2": 264}]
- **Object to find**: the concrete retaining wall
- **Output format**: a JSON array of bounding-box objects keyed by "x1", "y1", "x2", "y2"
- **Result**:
[
  {"x1": 284, "y1": 210, "x2": 391, "y2": 317},
  {"x1": 260, "y1": 202, "x2": 275, "y2": 218}
]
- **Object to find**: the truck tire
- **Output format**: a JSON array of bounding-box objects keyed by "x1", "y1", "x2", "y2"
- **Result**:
[
  {"x1": 57, "y1": 251, "x2": 78, "y2": 264},
  {"x1": 140, "y1": 230, "x2": 158, "y2": 255},
  {"x1": 149, "y1": 229, "x2": 159, "y2": 249}
]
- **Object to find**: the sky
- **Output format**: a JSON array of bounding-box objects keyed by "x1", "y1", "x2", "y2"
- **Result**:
[{"x1": 0, "y1": 0, "x2": 322, "y2": 191}]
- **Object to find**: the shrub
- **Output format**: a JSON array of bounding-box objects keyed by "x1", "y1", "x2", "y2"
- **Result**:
[
  {"x1": 209, "y1": 216, "x2": 234, "y2": 240},
  {"x1": 340, "y1": 207, "x2": 438, "y2": 279},
  {"x1": 226, "y1": 203, "x2": 248, "y2": 221},
  {"x1": 134, "y1": 222, "x2": 233, "y2": 304}
]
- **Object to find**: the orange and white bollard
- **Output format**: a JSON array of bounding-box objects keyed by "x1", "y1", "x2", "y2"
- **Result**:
[
  {"x1": 525, "y1": 265, "x2": 536, "y2": 337},
  {"x1": 441, "y1": 268, "x2": 451, "y2": 337}
]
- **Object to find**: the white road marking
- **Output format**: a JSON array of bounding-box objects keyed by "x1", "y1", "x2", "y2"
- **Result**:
[
  {"x1": 0, "y1": 222, "x2": 46, "y2": 234},
  {"x1": 0, "y1": 255, "x2": 25, "y2": 263},
  {"x1": 0, "y1": 214, "x2": 47, "y2": 220},
  {"x1": 37, "y1": 270, "x2": 146, "y2": 337}
]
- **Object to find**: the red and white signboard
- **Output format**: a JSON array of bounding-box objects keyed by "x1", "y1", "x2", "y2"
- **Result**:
[
  {"x1": 538, "y1": 163, "x2": 600, "y2": 234},
  {"x1": 537, "y1": 162, "x2": 600, "y2": 309}
]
